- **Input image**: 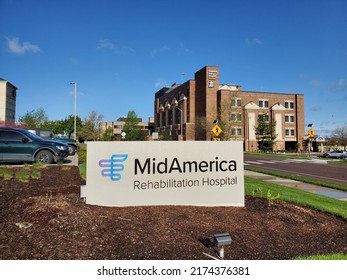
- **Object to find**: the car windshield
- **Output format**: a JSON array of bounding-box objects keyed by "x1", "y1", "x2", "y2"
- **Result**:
[{"x1": 23, "y1": 130, "x2": 46, "y2": 141}]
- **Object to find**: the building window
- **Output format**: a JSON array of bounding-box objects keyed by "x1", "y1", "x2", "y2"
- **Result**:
[
  {"x1": 258, "y1": 114, "x2": 269, "y2": 122},
  {"x1": 285, "y1": 128, "x2": 295, "y2": 137},
  {"x1": 285, "y1": 101, "x2": 294, "y2": 109},
  {"x1": 259, "y1": 99, "x2": 269, "y2": 108},
  {"x1": 230, "y1": 113, "x2": 242, "y2": 122},
  {"x1": 285, "y1": 115, "x2": 294, "y2": 123},
  {"x1": 231, "y1": 127, "x2": 242, "y2": 135},
  {"x1": 232, "y1": 98, "x2": 241, "y2": 107}
]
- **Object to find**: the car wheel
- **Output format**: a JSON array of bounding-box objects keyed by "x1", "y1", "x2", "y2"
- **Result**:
[
  {"x1": 68, "y1": 145, "x2": 76, "y2": 155},
  {"x1": 35, "y1": 150, "x2": 54, "y2": 164}
]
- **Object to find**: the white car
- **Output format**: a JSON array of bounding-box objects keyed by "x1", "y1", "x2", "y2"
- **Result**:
[{"x1": 322, "y1": 150, "x2": 347, "y2": 158}]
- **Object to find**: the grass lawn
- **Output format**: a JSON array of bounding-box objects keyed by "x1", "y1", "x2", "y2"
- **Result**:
[{"x1": 245, "y1": 166, "x2": 347, "y2": 192}]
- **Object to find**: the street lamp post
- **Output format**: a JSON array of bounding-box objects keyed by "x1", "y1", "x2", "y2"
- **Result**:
[
  {"x1": 176, "y1": 107, "x2": 183, "y2": 139},
  {"x1": 70, "y1": 82, "x2": 77, "y2": 141}
]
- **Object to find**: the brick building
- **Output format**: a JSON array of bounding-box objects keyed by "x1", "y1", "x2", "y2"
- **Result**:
[{"x1": 154, "y1": 66, "x2": 305, "y2": 152}]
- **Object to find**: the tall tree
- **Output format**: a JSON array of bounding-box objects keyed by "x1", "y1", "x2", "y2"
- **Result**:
[
  {"x1": 62, "y1": 115, "x2": 83, "y2": 138},
  {"x1": 331, "y1": 126, "x2": 347, "y2": 150},
  {"x1": 18, "y1": 107, "x2": 48, "y2": 128},
  {"x1": 122, "y1": 110, "x2": 146, "y2": 141},
  {"x1": 103, "y1": 127, "x2": 115, "y2": 141},
  {"x1": 78, "y1": 111, "x2": 103, "y2": 141},
  {"x1": 255, "y1": 113, "x2": 277, "y2": 152}
]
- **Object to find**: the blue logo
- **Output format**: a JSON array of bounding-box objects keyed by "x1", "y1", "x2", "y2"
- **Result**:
[{"x1": 99, "y1": 154, "x2": 128, "y2": 181}]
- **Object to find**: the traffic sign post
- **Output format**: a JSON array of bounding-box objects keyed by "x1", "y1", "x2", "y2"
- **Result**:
[
  {"x1": 307, "y1": 127, "x2": 315, "y2": 157},
  {"x1": 121, "y1": 131, "x2": 126, "y2": 141},
  {"x1": 212, "y1": 125, "x2": 223, "y2": 137},
  {"x1": 308, "y1": 128, "x2": 315, "y2": 137}
]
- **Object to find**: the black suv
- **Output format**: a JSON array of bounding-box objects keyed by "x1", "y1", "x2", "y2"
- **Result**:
[
  {"x1": 28, "y1": 128, "x2": 78, "y2": 155},
  {"x1": 0, "y1": 127, "x2": 69, "y2": 164}
]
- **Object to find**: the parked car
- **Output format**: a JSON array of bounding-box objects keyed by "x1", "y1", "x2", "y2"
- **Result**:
[
  {"x1": 337, "y1": 153, "x2": 347, "y2": 159},
  {"x1": 322, "y1": 150, "x2": 347, "y2": 158},
  {"x1": 0, "y1": 127, "x2": 69, "y2": 164},
  {"x1": 28, "y1": 128, "x2": 78, "y2": 155}
]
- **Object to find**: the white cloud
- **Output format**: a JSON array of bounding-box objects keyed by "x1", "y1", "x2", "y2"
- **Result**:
[
  {"x1": 154, "y1": 79, "x2": 167, "y2": 88},
  {"x1": 245, "y1": 37, "x2": 263, "y2": 46},
  {"x1": 331, "y1": 79, "x2": 347, "y2": 91},
  {"x1": 150, "y1": 45, "x2": 170, "y2": 57},
  {"x1": 254, "y1": 38, "x2": 263, "y2": 45},
  {"x1": 97, "y1": 39, "x2": 134, "y2": 55},
  {"x1": 177, "y1": 43, "x2": 191, "y2": 55},
  {"x1": 310, "y1": 80, "x2": 321, "y2": 88},
  {"x1": 97, "y1": 39, "x2": 115, "y2": 50},
  {"x1": 6, "y1": 37, "x2": 40, "y2": 54},
  {"x1": 311, "y1": 105, "x2": 321, "y2": 111}
]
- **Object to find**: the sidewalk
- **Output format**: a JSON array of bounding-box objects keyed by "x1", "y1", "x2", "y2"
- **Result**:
[{"x1": 244, "y1": 170, "x2": 347, "y2": 201}]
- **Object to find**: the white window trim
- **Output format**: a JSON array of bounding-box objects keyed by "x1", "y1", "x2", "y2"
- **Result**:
[
  {"x1": 232, "y1": 98, "x2": 242, "y2": 107},
  {"x1": 259, "y1": 98, "x2": 269, "y2": 108},
  {"x1": 285, "y1": 114, "x2": 295, "y2": 123},
  {"x1": 285, "y1": 128, "x2": 295, "y2": 137},
  {"x1": 285, "y1": 100, "x2": 294, "y2": 110}
]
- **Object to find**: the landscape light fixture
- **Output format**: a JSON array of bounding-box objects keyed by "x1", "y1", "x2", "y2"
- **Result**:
[{"x1": 213, "y1": 233, "x2": 232, "y2": 259}]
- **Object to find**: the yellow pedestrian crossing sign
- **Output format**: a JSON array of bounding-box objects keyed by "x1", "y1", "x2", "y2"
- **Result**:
[
  {"x1": 308, "y1": 128, "x2": 315, "y2": 137},
  {"x1": 212, "y1": 125, "x2": 222, "y2": 136},
  {"x1": 213, "y1": 137, "x2": 221, "y2": 141}
]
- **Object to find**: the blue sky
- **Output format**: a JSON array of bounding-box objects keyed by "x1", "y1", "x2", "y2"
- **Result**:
[{"x1": 1, "y1": 0, "x2": 346, "y2": 137}]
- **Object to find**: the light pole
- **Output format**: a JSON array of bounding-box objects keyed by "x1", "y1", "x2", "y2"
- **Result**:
[
  {"x1": 70, "y1": 82, "x2": 77, "y2": 141},
  {"x1": 176, "y1": 106, "x2": 183, "y2": 139}
]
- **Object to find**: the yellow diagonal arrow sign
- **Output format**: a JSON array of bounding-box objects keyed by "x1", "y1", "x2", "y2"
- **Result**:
[{"x1": 212, "y1": 125, "x2": 222, "y2": 136}]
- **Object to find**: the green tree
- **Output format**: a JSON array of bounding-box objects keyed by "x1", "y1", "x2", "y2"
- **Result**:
[
  {"x1": 122, "y1": 110, "x2": 146, "y2": 141},
  {"x1": 159, "y1": 130, "x2": 174, "y2": 141},
  {"x1": 62, "y1": 115, "x2": 83, "y2": 138},
  {"x1": 18, "y1": 107, "x2": 48, "y2": 128},
  {"x1": 103, "y1": 127, "x2": 115, "y2": 141},
  {"x1": 40, "y1": 119, "x2": 64, "y2": 135},
  {"x1": 78, "y1": 111, "x2": 103, "y2": 141},
  {"x1": 255, "y1": 113, "x2": 277, "y2": 152}
]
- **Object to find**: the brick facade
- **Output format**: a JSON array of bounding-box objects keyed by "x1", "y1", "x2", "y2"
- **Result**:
[{"x1": 154, "y1": 66, "x2": 305, "y2": 151}]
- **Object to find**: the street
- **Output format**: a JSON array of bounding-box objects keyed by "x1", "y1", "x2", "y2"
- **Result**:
[{"x1": 244, "y1": 155, "x2": 347, "y2": 185}]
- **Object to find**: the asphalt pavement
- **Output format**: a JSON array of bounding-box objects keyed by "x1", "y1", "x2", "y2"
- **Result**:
[{"x1": 63, "y1": 154, "x2": 78, "y2": 166}]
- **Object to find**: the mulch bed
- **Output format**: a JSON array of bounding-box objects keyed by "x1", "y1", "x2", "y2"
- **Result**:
[{"x1": 0, "y1": 165, "x2": 346, "y2": 260}]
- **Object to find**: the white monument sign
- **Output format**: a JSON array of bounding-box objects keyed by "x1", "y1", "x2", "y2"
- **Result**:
[{"x1": 86, "y1": 141, "x2": 244, "y2": 207}]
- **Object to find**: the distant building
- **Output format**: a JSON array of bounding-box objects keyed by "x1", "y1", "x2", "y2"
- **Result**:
[
  {"x1": 99, "y1": 117, "x2": 155, "y2": 140},
  {"x1": 154, "y1": 66, "x2": 305, "y2": 152},
  {"x1": 0, "y1": 78, "x2": 17, "y2": 124}
]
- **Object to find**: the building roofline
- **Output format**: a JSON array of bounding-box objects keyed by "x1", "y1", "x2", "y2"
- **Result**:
[
  {"x1": 0, "y1": 77, "x2": 17, "y2": 89},
  {"x1": 219, "y1": 88, "x2": 303, "y2": 96}
]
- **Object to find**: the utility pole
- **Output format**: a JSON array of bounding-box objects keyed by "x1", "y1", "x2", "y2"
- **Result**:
[{"x1": 70, "y1": 82, "x2": 77, "y2": 141}]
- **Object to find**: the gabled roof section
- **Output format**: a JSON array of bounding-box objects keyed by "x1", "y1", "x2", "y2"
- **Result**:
[
  {"x1": 219, "y1": 84, "x2": 241, "y2": 91},
  {"x1": 244, "y1": 101, "x2": 259, "y2": 110},
  {"x1": 271, "y1": 102, "x2": 286, "y2": 111}
]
